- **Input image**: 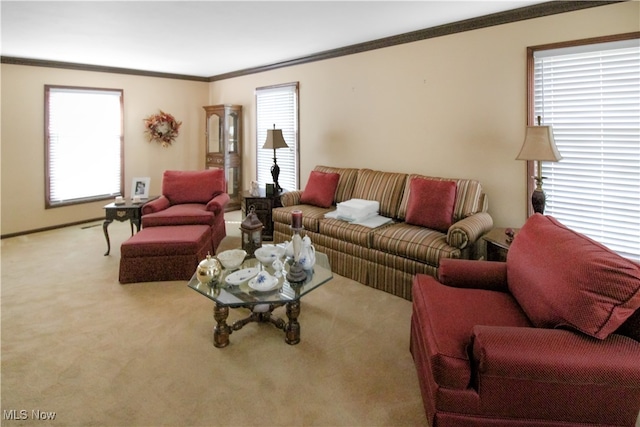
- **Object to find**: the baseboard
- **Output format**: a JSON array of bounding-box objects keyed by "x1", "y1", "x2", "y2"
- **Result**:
[{"x1": 1, "y1": 217, "x2": 103, "y2": 239}]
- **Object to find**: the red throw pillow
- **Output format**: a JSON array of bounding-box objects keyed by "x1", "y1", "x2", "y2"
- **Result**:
[
  {"x1": 507, "y1": 214, "x2": 640, "y2": 340},
  {"x1": 300, "y1": 171, "x2": 340, "y2": 208},
  {"x1": 405, "y1": 178, "x2": 457, "y2": 232}
]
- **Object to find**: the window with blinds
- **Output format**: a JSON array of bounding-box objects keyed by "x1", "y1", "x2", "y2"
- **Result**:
[
  {"x1": 255, "y1": 83, "x2": 299, "y2": 191},
  {"x1": 45, "y1": 86, "x2": 124, "y2": 207},
  {"x1": 531, "y1": 36, "x2": 640, "y2": 261}
]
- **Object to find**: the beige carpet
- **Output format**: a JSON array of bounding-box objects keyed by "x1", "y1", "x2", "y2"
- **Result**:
[{"x1": 1, "y1": 214, "x2": 427, "y2": 426}]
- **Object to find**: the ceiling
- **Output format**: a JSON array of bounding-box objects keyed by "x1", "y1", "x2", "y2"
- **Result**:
[{"x1": 2, "y1": 1, "x2": 551, "y2": 79}]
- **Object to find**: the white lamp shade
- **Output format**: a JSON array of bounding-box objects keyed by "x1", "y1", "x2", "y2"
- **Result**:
[
  {"x1": 516, "y1": 125, "x2": 562, "y2": 162},
  {"x1": 263, "y1": 128, "x2": 288, "y2": 150}
]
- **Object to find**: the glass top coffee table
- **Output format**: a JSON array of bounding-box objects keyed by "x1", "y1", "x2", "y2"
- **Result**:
[{"x1": 188, "y1": 251, "x2": 332, "y2": 347}]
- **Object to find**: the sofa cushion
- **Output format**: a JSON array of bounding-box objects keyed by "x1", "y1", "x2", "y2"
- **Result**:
[
  {"x1": 141, "y1": 204, "x2": 214, "y2": 228},
  {"x1": 398, "y1": 175, "x2": 483, "y2": 223},
  {"x1": 271, "y1": 205, "x2": 333, "y2": 233},
  {"x1": 318, "y1": 218, "x2": 375, "y2": 247},
  {"x1": 405, "y1": 178, "x2": 456, "y2": 232},
  {"x1": 300, "y1": 171, "x2": 340, "y2": 208},
  {"x1": 351, "y1": 169, "x2": 407, "y2": 218},
  {"x1": 121, "y1": 224, "x2": 212, "y2": 257},
  {"x1": 507, "y1": 214, "x2": 640, "y2": 340},
  {"x1": 412, "y1": 274, "x2": 532, "y2": 390},
  {"x1": 162, "y1": 169, "x2": 225, "y2": 205},
  {"x1": 372, "y1": 222, "x2": 460, "y2": 266},
  {"x1": 313, "y1": 165, "x2": 359, "y2": 204}
]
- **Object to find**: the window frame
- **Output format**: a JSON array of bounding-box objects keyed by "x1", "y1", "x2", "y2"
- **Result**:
[
  {"x1": 526, "y1": 32, "x2": 639, "y2": 213},
  {"x1": 526, "y1": 32, "x2": 640, "y2": 260},
  {"x1": 45, "y1": 85, "x2": 124, "y2": 208},
  {"x1": 255, "y1": 82, "x2": 300, "y2": 192}
]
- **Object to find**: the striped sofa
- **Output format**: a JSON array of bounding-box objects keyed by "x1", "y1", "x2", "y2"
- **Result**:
[{"x1": 272, "y1": 166, "x2": 493, "y2": 300}]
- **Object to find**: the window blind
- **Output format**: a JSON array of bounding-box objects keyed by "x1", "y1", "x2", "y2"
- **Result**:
[
  {"x1": 46, "y1": 87, "x2": 123, "y2": 206},
  {"x1": 255, "y1": 83, "x2": 299, "y2": 191},
  {"x1": 533, "y1": 39, "x2": 640, "y2": 261}
]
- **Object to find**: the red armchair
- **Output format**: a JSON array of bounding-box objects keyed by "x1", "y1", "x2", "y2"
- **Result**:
[
  {"x1": 141, "y1": 169, "x2": 230, "y2": 252},
  {"x1": 411, "y1": 214, "x2": 640, "y2": 426}
]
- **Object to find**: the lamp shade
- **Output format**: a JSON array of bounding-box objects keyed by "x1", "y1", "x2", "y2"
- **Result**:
[
  {"x1": 263, "y1": 127, "x2": 288, "y2": 150},
  {"x1": 516, "y1": 125, "x2": 562, "y2": 162}
]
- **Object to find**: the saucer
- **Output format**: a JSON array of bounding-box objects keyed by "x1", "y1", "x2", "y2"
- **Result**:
[{"x1": 248, "y1": 274, "x2": 279, "y2": 292}]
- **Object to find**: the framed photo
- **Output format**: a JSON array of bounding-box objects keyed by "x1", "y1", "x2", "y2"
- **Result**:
[{"x1": 131, "y1": 177, "x2": 150, "y2": 199}]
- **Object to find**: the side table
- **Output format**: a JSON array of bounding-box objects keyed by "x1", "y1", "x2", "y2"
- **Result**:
[
  {"x1": 482, "y1": 227, "x2": 518, "y2": 262},
  {"x1": 103, "y1": 197, "x2": 156, "y2": 256},
  {"x1": 242, "y1": 188, "x2": 283, "y2": 241}
]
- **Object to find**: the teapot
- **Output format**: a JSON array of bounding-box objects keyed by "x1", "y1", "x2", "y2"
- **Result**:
[
  {"x1": 299, "y1": 236, "x2": 316, "y2": 270},
  {"x1": 196, "y1": 252, "x2": 222, "y2": 285}
]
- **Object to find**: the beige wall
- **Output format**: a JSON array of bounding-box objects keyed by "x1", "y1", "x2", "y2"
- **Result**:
[
  {"x1": 209, "y1": 2, "x2": 638, "y2": 228},
  {"x1": 1, "y1": 67, "x2": 208, "y2": 235},
  {"x1": 1, "y1": 2, "x2": 637, "y2": 235}
]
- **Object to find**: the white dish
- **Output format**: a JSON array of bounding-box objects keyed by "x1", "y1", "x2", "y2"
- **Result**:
[
  {"x1": 217, "y1": 249, "x2": 247, "y2": 270},
  {"x1": 225, "y1": 267, "x2": 259, "y2": 286},
  {"x1": 255, "y1": 245, "x2": 285, "y2": 265},
  {"x1": 248, "y1": 274, "x2": 280, "y2": 292}
]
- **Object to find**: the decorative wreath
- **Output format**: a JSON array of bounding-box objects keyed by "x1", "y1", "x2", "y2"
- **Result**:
[{"x1": 143, "y1": 110, "x2": 182, "y2": 147}]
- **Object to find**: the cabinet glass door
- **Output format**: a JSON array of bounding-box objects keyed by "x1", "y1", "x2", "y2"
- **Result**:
[
  {"x1": 228, "y1": 111, "x2": 239, "y2": 153},
  {"x1": 204, "y1": 104, "x2": 242, "y2": 211},
  {"x1": 207, "y1": 113, "x2": 222, "y2": 153}
]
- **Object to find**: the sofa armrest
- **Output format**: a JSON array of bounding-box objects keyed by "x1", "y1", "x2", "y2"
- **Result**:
[
  {"x1": 206, "y1": 192, "x2": 230, "y2": 215},
  {"x1": 438, "y1": 259, "x2": 508, "y2": 292},
  {"x1": 471, "y1": 325, "x2": 640, "y2": 424},
  {"x1": 141, "y1": 196, "x2": 170, "y2": 215},
  {"x1": 446, "y1": 212, "x2": 493, "y2": 249},
  {"x1": 280, "y1": 190, "x2": 303, "y2": 207}
]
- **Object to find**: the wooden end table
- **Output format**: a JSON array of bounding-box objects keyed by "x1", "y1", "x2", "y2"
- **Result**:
[
  {"x1": 482, "y1": 227, "x2": 519, "y2": 262},
  {"x1": 102, "y1": 197, "x2": 156, "y2": 256},
  {"x1": 242, "y1": 188, "x2": 284, "y2": 241}
]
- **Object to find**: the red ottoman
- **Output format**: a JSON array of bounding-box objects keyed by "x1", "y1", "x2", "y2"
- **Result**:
[{"x1": 119, "y1": 225, "x2": 213, "y2": 284}]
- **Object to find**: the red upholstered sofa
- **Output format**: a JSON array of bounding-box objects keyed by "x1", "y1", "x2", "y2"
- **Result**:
[
  {"x1": 141, "y1": 169, "x2": 230, "y2": 252},
  {"x1": 411, "y1": 214, "x2": 640, "y2": 426}
]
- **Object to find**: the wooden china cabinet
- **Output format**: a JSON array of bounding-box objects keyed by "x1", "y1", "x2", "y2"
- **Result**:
[{"x1": 204, "y1": 104, "x2": 242, "y2": 211}]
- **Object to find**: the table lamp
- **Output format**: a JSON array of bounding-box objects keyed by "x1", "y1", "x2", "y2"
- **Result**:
[
  {"x1": 516, "y1": 116, "x2": 562, "y2": 214},
  {"x1": 262, "y1": 124, "x2": 288, "y2": 193}
]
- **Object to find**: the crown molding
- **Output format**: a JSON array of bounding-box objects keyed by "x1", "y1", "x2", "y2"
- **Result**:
[
  {"x1": 0, "y1": 56, "x2": 209, "y2": 82},
  {"x1": 0, "y1": 1, "x2": 623, "y2": 83},
  {"x1": 208, "y1": 1, "x2": 622, "y2": 81}
]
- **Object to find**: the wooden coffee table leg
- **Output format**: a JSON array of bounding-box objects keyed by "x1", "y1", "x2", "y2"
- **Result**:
[
  {"x1": 285, "y1": 301, "x2": 301, "y2": 345},
  {"x1": 213, "y1": 304, "x2": 231, "y2": 348}
]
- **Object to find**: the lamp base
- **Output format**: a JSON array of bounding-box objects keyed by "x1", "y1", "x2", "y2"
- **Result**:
[
  {"x1": 532, "y1": 188, "x2": 546, "y2": 214},
  {"x1": 271, "y1": 162, "x2": 282, "y2": 193}
]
